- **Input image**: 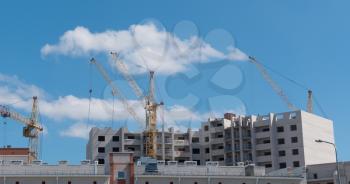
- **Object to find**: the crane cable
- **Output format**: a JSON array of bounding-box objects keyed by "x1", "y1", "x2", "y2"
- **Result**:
[
  {"x1": 254, "y1": 59, "x2": 328, "y2": 118},
  {"x1": 2, "y1": 121, "x2": 6, "y2": 148},
  {"x1": 88, "y1": 62, "x2": 93, "y2": 125},
  {"x1": 37, "y1": 106, "x2": 43, "y2": 160},
  {"x1": 112, "y1": 94, "x2": 115, "y2": 128},
  {"x1": 255, "y1": 59, "x2": 309, "y2": 90}
]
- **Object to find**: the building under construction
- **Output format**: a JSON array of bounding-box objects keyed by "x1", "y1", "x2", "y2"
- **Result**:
[
  {"x1": 85, "y1": 54, "x2": 334, "y2": 172},
  {"x1": 87, "y1": 110, "x2": 335, "y2": 173}
]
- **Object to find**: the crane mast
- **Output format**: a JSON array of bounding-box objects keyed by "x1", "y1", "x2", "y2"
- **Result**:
[
  {"x1": 0, "y1": 96, "x2": 43, "y2": 162},
  {"x1": 145, "y1": 71, "x2": 163, "y2": 158},
  {"x1": 307, "y1": 90, "x2": 313, "y2": 113}
]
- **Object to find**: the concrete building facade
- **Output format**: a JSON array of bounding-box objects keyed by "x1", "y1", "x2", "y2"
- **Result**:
[
  {"x1": 306, "y1": 161, "x2": 350, "y2": 184},
  {"x1": 112, "y1": 152, "x2": 307, "y2": 184},
  {"x1": 0, "y1": 160, "x2": 109, "y2": 184},
  {"x1": 87, "y1": 110, "x2": 336, "y2": 172},
  {"x1": 0, "y1": 148, "x2": 32, "y2": 165}
]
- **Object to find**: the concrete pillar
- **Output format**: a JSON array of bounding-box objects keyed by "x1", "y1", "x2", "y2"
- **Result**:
[
  {"x1": 121, "y1": 128, "x2": 125, "y2": 152},
  {"x1": 171, "y1": 128, "x2": 175, "y2": 161},
  {"x1": 188, "y1": 128, "x2": 193, "y2": 161},
  {"x1": 250, "y1": 117, "x2": 257, "y2": 164},
  {"x1": 162, "y1": 125, "x2": 165, "y2": 161},
  {"x1": 270, "y1": 113, "x2": 278, "y2": 170},
  {"x1": 140, "y1": 132, "x2": 144, "y2": 157},
  {"x1": 231, "y1": 122, "x2": 235, "y2": 165},
  {"x1": 239, "y1": 118, "x2": 244, "y2": 162}
]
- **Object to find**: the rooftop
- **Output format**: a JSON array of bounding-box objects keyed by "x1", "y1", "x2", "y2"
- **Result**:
[
  {"x1": 0, "y1": 161, "x2": 106, "y2": 176},
  {"x1": 0, "y1": 148, "x2": 29, "y2": 155}
]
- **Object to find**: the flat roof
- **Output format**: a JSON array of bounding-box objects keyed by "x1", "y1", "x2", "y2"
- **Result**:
[{"x1": 0, "y1": 148, "x2": 29, "y2": 155}]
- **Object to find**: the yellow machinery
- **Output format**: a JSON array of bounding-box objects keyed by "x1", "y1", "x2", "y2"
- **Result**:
[
  {"x1": 0, "y1": 96, "x2": 43, "y2": 162},
  {"x1": 91, "y1": 55, "x2": 162, "y2": 158}
]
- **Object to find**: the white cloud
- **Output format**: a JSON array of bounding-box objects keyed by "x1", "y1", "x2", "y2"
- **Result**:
[
  {"x1": 59, "y1": 122, "x2": 93, "y2": 139},
  {"x1": 227, "y1": 46, "x2": 249, "y2": 61},
  {"x1": 0, "y1": 73, "x2": 46, "y2": 107},
  {"x1": 0, "y1": 74, "x2": 145, "y2": 123},
  {"x1": 0, "y1": 73, "x2": 205, "y2": 131},
  {"x1": 0, "y1": 73, "x2": 247, "y2": 139},
  {"x1": 41, "y1": 23, "x2": 248, "y2": 75}
]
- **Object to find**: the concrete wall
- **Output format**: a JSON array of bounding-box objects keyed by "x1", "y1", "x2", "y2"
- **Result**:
[
  {"x1": 0, "y1": 176, "x2": 109, "y2": 184},
  {"x1": 135, "y1": 176, "x2": 304, "y2": 184},
  {"x1": 300, "y1": 111, "x2": 336, "y2": 166},
  {"x1": 307, "y1": 162, "x2": 350, "y2": 184}
]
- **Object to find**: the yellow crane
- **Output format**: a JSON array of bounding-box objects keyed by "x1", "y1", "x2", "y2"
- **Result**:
[
  {"x1": 248, "y1": 56, "x2": 313, "y2": 113},
  {"x1": 0, "y1": 96, "x2": 43, "y2": 162},
  {"x1": 91, "y1": 56, "x2": 162, "y2": 158},
  {"x1": 110, "y1": 52, "x2": 163, "y2": 158},
  {"x1": 144, "y1": 71, "x2": 163, "y2": 158}
]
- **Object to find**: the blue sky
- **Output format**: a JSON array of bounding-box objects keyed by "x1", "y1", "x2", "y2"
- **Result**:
[{"x1": 1, "y1": 0, "x2": 349, "y2": 163}]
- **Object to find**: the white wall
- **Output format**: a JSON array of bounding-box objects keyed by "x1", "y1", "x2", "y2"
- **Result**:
[{"x1": 300, "y1": 111, "x2": 336, "y2": 165}]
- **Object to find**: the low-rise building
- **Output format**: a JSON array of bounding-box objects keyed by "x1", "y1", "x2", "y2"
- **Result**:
[
  {"x1": 306, "y1": 161, "x2": 350, "y2": 184},
  {"x1": 0, "y1": 160, "x2": 109, "y2": 184},
  {"x1": 109, "y1": 152, "x2": 307, "y2": 184},
  {"x1": 0, "y1": 147, "x2": 32, "y2": 164},
  {"x1": 0, "y1": 152, "x2": 307, "y2": 184}
]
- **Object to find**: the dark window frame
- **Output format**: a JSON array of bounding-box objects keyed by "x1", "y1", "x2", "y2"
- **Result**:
[
  {"x1": 112, "y1": 147, "x2": 120, "y2": 152},
  {"x1": 98, "y1": 147, "x2": 105, "y2": 153},
  {"x1": 291, "y1": 137, "x2": 298, "y2": 143},
  {"x1": 292, "y1": 149, "x2": 299, "y2": 155},
  {"x1": 192, "y1": 148, "x2": 200, "y2": 154},
  {"x1": 290, "y1": 125, "x2": 297, "y2": 131},
  {"x1": 293, "y1": 161, "x2": 300, "y2": 167},
  {"x1": 112, "y1": 136, "x2": 119, "y2": 142},
  {"x1": 98, "y1": 136, "x2": 105, "y2": 142},
  {"x1": 98, "y1": 159, "x2": 105, "y2": 164},
  {"x1": 279, "y1": 162, "x2": 287, "y2": 169},
  {"x1": 278, "y1": 150, "x2": 286, "y2": 157},
  {"x1": 278, "y1": 138, "x2": 285, "y2": 145},
  {"x1": 277, "y1": 126, "x2": 284, "y2": 132}
]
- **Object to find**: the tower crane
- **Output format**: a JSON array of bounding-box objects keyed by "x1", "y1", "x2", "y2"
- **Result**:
[
  {"x1": 91, "y1": 56, "x2": 163, "y2": 158},
  {"x1": 0, "y1": 96, "x2": 43, "y2": 162},
  {"x1": 248, "y1": 56, "x2": 313, "y2": 113},
  {"x1": 110, "y1": 52, "x2": 163, "y2": 158}
]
